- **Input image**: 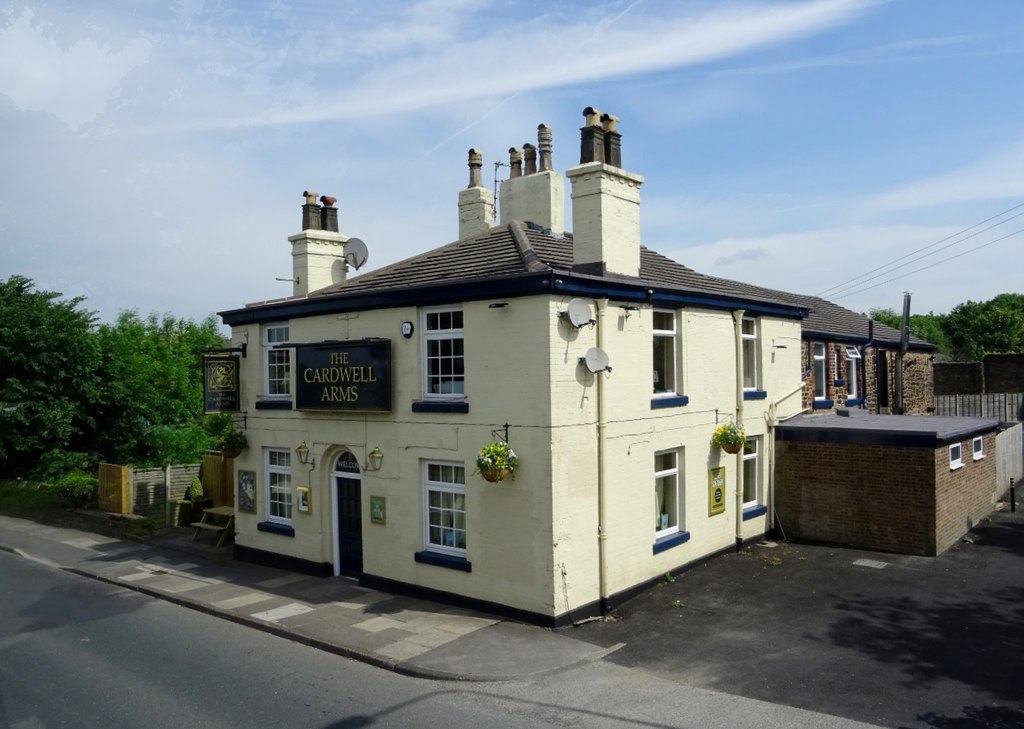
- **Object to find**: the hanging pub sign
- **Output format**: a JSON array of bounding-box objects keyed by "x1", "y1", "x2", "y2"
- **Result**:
[
  {"x1": 203, "y1": 355, "x2": 241, "y2": 413},
  {"x1": 295, "y1": 339, "x2": 391, "y2": 412}
]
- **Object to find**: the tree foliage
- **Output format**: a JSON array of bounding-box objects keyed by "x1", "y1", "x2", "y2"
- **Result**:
[
  {"x1": 0, "y1": 275, "x2": 228, "y2": 478},
  {"x1": 941, "y1": 293, "x2": 1024, "y2": 362},
  {"x1": 0, "y1": 276, "x2": 100, "y2": 477},
  {"x1": 869, "y1": 307, "x2": 950, "y2": 356}
]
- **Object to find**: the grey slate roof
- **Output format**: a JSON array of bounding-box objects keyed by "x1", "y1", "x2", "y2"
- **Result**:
[
  {"x1": 255, "y1": 221, "x2": 934, "y2": 351},
  {"x1": 318, "y1": 221, "x2": 803, "y2": 311}
]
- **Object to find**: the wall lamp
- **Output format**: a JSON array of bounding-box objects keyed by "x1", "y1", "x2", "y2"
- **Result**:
[
  {"x1": 295, "y1": 440, "x2": 315, "y2": 468},
  {"x1": 365, "y1": 446, "x2": 384, "y2": 472}
]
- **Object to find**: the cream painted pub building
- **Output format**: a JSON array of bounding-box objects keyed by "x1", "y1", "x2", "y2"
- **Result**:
[{"x1": 219, "y1": 111, "x2": 809, "y2": 625}]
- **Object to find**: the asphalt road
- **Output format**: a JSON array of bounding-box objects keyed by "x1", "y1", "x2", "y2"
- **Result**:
[
  {"x1": 0, "y1": 548, "x2": 882, "y2": 729},
  {"x1": 571, "y1": 509, "x2": 1024, "y2": 729}
]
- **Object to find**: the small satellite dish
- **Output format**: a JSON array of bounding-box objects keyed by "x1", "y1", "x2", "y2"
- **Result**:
[
  {"x1": 345, "y1": 238, "x2": 369, "y2": 270},
  {"x1": 582, "y1": 347, "x2": 611, "y2": 373},
  {"x1": 564, "y1": 298, "x2": 595, "y2": 328}
]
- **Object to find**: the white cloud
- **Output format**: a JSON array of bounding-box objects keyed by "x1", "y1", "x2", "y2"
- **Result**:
[
  {"x1": 0, "y1": 8, "x2": 151, "y2": 129},
  {"x1": 866, "y1": 142, "x2": 1024, "y2": 212}
]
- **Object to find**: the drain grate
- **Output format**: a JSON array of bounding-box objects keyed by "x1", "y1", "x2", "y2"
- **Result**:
[{"x1": 852, "y1": 558, "x2": 888, "y2": 569}]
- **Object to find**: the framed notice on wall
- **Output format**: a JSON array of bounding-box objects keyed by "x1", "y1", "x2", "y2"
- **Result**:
[
  {"x1": 708, "y1": 466, "x2": 726, "y2": 516},
  {"x1": 237, "y1": 470, "x2": 256, "y2": 513}
]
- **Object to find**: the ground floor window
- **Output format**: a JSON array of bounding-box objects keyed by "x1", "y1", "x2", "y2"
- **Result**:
[
  {"x1": 424, "y1": 462, "x2": 466, "y2": 555},
  {"x1": 266, "y1": 448, "x2": 292, "y2": 523},
  {"x1": 655, "y1": 449, "x2": 682, "y2": 538},
  {"x1": 742, "y1": 437, "x2": 761, "y2": 506}
]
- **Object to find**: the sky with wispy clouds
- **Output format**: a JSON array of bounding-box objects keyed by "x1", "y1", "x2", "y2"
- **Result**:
[{"x1": 2, "y1": 0, "x2": 1022, "y2": 326}]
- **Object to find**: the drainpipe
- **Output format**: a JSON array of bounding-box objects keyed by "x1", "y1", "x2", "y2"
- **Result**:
[
  {"x1": 764, "y1": 381, "x2": 809, "y2": 534},
  {"x1": 596, "y1": 298, "x2": 610, "y2": 612},
  {"x1": 732, "y1": 309, "x2": 745, "y2": 550}
]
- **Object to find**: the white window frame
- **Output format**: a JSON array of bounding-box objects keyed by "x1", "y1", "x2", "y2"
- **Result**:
[
  {"x1": 652, "y1": 310, "x2": 678, "y2": 396},
  {"x1": 846, "y1": 346, "x2": 859, "y2": 399},
  {"x1": 423, "y1": 461, "x2": 467, "y2": 557},
  {"x1": 812, "y1": 342, "x2": 827, "y2": 400},
  {"x1": 742, "y1": 437, "x2": 761, "y2": 507},
  {"x1": 654, "y1": 448, "x2": 683, "y2": 539},
  {"x1": 741, "y1": 316, "x2": 760, "y2": 391},
  {"x1": 265, "y1": 448, "x2": 292, "y2": 524},
  {"x1": 972, "y1": 436, "x2": 984, "y2": 460},
  {"x1": 421, "y1": 306, "x2": 465, "y2": 400},
  {"x1": 949, "y1": 442, "x2": 964, "y2": 470},
  {"x1": 263, "y1": 323, "x2": 291, "y2": 398}
]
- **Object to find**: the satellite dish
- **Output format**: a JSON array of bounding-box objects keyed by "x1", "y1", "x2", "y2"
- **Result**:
[
  {"x1": 582, "y1": 347, "x2": 611, "y2": 373},
  {"x1": 345, "y1": 238, "x2": 369, "y2": 270},
  {"x1": 565, "y1": 298, "x2": 595, "y2": 328}
]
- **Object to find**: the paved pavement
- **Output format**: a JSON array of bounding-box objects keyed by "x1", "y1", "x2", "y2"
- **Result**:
[{"x1": 2, "y1": 505, "x2": 1022, "y2": 729}]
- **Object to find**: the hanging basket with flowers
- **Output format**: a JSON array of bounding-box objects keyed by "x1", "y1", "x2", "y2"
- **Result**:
[
  {"x1": 476, "y1": 441, "x2": 518, "y2": 482},
  {"x1": 711, "y1": 421, "x2": 745, "y2": 454}
]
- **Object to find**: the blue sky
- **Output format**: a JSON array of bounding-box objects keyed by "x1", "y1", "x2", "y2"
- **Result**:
[{"x1": 2, "y1": 0, "x2": 1022, "y2": 326}]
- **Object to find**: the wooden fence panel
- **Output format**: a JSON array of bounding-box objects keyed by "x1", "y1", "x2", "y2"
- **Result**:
[
  {"x1": 201, "y1": 452, "x2": 234, "y2": 507},
  {"x1": 133, "y1": 467, "x2": 167, "y2": 526},
  {"x1": 934, "y1": 393, "x2": 1023, "y2": 421},
  {"x1": 97, "y1": 463, "x2": 131, "y2": 514}
]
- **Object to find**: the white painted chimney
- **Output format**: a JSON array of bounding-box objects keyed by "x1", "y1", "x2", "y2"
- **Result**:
[
  {"x1": 289, "y1": 190, "x2": 348, "y2": 296},
  {"x1": 566, "y1": 109, "x2": 643, "y2": 277},
  {"x1": 498, "y1": 124, "x2": 565, "y2": 236},
  {"x1": 458, "y1": 148, "x2": 494, "y2": 240}
]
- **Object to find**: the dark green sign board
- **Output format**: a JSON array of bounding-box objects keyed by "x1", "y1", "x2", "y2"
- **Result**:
[
  {"x1": 295, "y1": 340, "x2": 391, "y2": 412},
  {"x1": 203, "y1": 356, "x2": 241, "y2": 413}
]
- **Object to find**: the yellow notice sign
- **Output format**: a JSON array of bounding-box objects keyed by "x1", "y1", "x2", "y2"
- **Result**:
[{"x1": 708, "y1": 466, "x2": 726, "y2": 516}]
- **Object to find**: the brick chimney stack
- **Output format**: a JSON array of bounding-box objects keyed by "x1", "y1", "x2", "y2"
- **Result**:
[
  {"x1": 457, "y1": 148, "x2": 494, "y2": 240},
  {"x1": 567, "y1": 108, "x2": 643, "y2": 277},
  {"x1": 289, "y1": 190, "x2": 348, "y2": 296},
  {"x1": 498, "y1": 124, "x2": 565, "y2": 236}
]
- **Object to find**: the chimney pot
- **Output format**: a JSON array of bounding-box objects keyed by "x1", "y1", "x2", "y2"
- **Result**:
[
  {"x1": 508, "y1": 147, "x2": 523, "y2": 178},
  {"x1": 467, "y1": 148, "x2": 484, "y2": 188},
  {"x1": 523, "y1": 143, "x2": 537, "y2": 175},
  {"x1": 537, "y1": 124, "x2": 553, "y2": 172},
  {"x1": 301, "y1": 189, "x2": 322, "y2": 230},
  {"x1": 602, "y1": 113, "x2": 622, "y2": 168},
  {"x1": 320, "y1": 196, "x2": 339, "y2": 232},
  {"x1": 579, "y1": 107, "x2": 605, "y2": 164},
  {"x1": 320, "y1": 195, "x2": 337, "y2": 207},
  {"x1": 583, "y1": 107, "x2": 602, "y2": 126}
]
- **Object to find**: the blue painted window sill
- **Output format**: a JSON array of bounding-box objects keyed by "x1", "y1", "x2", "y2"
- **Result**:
[
  {"x1": 812, "y1": 399, "x2": 834, "y2": 409},
  {"x1": 653, "y1": 531, "x2": 690, "y2": 555},
  {"x1": 256, "y1": 399, "x2": 293, "y2": 410},
  {"x1": 845, "y1": 398, "x2": 864, "y2": 407},
  {"x1": 257, "y1": 521, "x2": 295, "y2": 537},
  {"x1": 743, "y1": 390, "x2": 767, "y2": 401},
  {"x1": 742, "y1": 505, "x2": 767, "y2": 521},
  {"x1": 833, "y1": 379, "x2": 845, "y2": 387},
  {"x1": 414, "y1": 551, "x2": 472, "y2": 572},
  {"x1": 412, "y1": 400, "x2": 469, "y2": 414},
  {"x1": 651, "y1": 395, "x2": 689, "y2": 410}
]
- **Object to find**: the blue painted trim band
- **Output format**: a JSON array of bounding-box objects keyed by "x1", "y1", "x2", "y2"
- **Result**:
[
  {"x1": 651, "y1": 395, "x2": 689, "y2": 409},
  {"x1": 812, "y1": 399, "x2": 834, "y2": 409},
  {"x1": 834, "y1": 379, "x2": 845, "y2": 387},
  {"x1": 742, "y1": 505, "x2": 767, "y2": 521},
  {"x1": 257, "y1": 521, "x2": 295, "y2": 537},
  {"x1": 412, "y1": 400, "x2": 469, "y2": 414},
  {"x1": 414, "y1": 551, "x2": 472, "y2": 572},
  {"x1": 743, "y1": 390, "x2": 767, "y2": 401},
  {"x1": 221, "y1": 271, "x2": 809, "y2": 326},
  {"x1": 653, "y1": 531, "x2": 690, "y2": 554},
  {"x1": 255, "y1": 399, "x2": 292, "y2": 410}
]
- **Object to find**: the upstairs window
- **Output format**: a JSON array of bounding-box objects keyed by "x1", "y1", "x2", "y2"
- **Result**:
[
  {"x1": 264, "y1": 324, "x2": 291, "y2": 397},
  {"x1": 741, "y1": 317, "x2": 759, "y2": 390},
  {"x1": 422, "y1": 307, "x2": 464, "y2": 399},
  {"x1": 652, "y1": 310, "x2": 678, "y2": 396}
]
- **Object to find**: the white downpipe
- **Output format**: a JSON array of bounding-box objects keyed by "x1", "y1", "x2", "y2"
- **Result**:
[
  {"x1": 763, "y1": 381, "x2": 808, "y2": 534},
  {"x1": 595, "y1": 298, "x2": 610, "y2": 610},
  {"x1": 732, "y1": 309, "x2": 745, "y2": 549}
]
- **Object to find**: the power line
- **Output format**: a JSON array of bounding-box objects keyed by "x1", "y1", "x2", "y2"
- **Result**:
[
  {"x1": 816, "y1": 200, "x2": 1024, "y2": 299},
  {"x1": 831, "y1": 225, "x2": 1024, "y2": 302}
]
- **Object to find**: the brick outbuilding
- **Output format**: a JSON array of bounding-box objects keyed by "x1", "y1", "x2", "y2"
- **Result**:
[{"x1": 774, "y1": 410, "x2": 1000, "y2": 556}]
